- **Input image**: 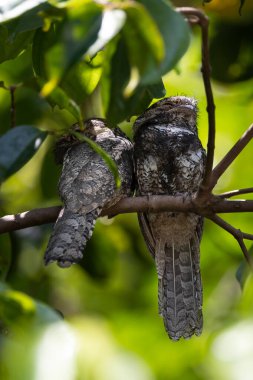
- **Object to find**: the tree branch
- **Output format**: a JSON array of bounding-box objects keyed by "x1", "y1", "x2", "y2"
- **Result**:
[
  {"x1": 0, "y1": 206, "x2": 62, "y2": 234},
  {"x1": 2, "y1": 196, "x2": 253, "y2": 234},
  {"x1": 210, "y1": 124, "x2": 253, "y2": 190},
  {"x1": 208, "y1": 214, "x2": 253, "y2": 268},
  {"x1": 178, "y1": 7, "x2": 216, "y2": 193},
  {"x1": 218, "y1": 187, "x2": 253, "y2": 199}
]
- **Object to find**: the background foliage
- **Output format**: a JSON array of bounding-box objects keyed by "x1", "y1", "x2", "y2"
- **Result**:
[{"x1": 1, "y1": 0, "x2": 253, "y2": 379}]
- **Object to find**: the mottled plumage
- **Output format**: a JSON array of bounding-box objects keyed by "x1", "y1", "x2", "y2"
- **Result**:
[
  {"x1": 44, "y1": 118, "x2": 133, "y2": 268},
  {"x1": 133, "y1": 96, "x2": 206, "y2": 340}
]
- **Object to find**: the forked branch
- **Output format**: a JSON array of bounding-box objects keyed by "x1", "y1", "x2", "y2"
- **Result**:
[
  {"x1": 178, "y1": 7, "x2": 253, "y2": 266},
  {"x1": 209, "y1": 214, "x2": 253, "y2": 268},
  {"x1": 1, "y1": 196, "x2": 253, "y2": 233},
  {"x1": 210, "y1": 124, "x2": 253, "y2": 190}
]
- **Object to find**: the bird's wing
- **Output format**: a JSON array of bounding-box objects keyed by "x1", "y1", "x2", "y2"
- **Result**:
[
  {"x1": 138, "y1": 213, "x2": 156, "y2": 258},
  {"x1": 59, "y1": 143, "x2": 117, "y2": 214}
]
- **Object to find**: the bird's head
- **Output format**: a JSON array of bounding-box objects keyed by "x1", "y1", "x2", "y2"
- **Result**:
[{"x1": 133, "y1": 96, "x2": 198, "y2": 133}]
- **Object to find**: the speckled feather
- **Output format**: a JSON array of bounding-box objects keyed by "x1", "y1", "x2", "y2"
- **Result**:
[
  {"x1": 133, "y1": 97, "x2": 206, "y2": 340},
  {"x1": 44, "y1": 118, "x2": 133, "y2": 268}
]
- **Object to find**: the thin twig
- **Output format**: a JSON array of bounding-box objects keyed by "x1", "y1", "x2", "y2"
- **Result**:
[
  {"x1": 178, "y1": 7, "x2": 216, "y2": 193},
  {"x1": 210, "y1": 124, "x2": 253, "y2": 190},
  {"x1": 218, "y1": 187, "x2": 253, "y2": 199},
  {"x1": 208, "y1": 214, "x2": 253, "y2": 268},
  {"x1": 241, "y1": 232, "x2": 253, "y2": 241},
  {"x1": 10, "y1": 86, "x2": 16, "y2": 128}
]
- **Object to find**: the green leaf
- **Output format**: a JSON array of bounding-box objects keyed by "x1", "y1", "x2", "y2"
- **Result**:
[
  {"x1": 59, "y1": 13, "x2": 102, "y2": 79},
  {"x1": 0, "y1": 25, "x2": 34, "y2": 63},
  {"x1": 138, "y1": 0, "x2": 190, "y2": 85},
  {"x1": 60, "y1": 56, "x2": 103, "y2": 103},
  {"x1": 0, "y1": 126, "x2": 47, "y2": 183},
  {"x1": 71, "y1": 130, "x2": 121, "y2": 188},
  {"x1": 37, "y1": 4, "x2": 103, "y2": 95},
  {"x1": 102, "y1": 0, "x2": 186, "y2": 122},
  {"x1": 38, "y1": 5, "x2": 128, "y2": 96},
  {"x1": 0, "y1": 2, "x2": 60, "y2": 64},
  {"x1": 75, "y1": 8, "x2": 126, "y2": 62},
  {"x1": 121, "y1": 1, "x2": 164, "y2": 88},
  {"x1": 32, "y1": 24, "x2": 62, "y2": 78},
  {"x1": 104, "y1": 38, "x2": 165, "y2": 124},
  {"x1": 0, "y1": 287, "x2": 61, "y2": 326},
  {"x1": 45, "y1": 84, "x2": 82, "y2": 122}
]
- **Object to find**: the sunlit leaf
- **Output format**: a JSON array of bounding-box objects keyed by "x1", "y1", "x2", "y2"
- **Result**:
[
  {"x1": 34, "y1": 4, "x2": 102, "y2": 94},
  {"x1": 102, "y1": 0, "x2": 186, "y2": 122},
  {"x1": 40, "y1": 5, "x2": 101, "y2": 79},
  {"x1": 86, "y1": 9, "x2": 126, "y2": 57},
  {"x1": 61, "y1": 56, "x2": 103, "y2": 102},
  {"x1": 37, "y1": 5, "x2": 128, "y2": 95},
  {"x1": 59, "y1": 14, "x2": 102, "y2": 80},
  {"x1": 104, "y1": 38, "x2": 165, "y2": 123},
  {"x1": 138, "y1": 0, "x2": 190, "y2": 85},
  {"x1": 121, "y1": 1, "x2": 164, "y2": 88},
  {"x1": 0, "y1": 289, "x2": 36, "y2": 323},
  {"x1": 71, "y1": 130, "x2": 121, "y2": 188},
  {"x1": 0, "y1": 0, "x2": 47, "y2": 22},
  {"x1": 0, "y1": 126, "x2": 47, "y2": 182},
  {"x1": 0, "y1": 287, "x2": 61, "y2": 326},
  {"x1": 48, "y1": 0, "x2": 91, "y2": 7}
]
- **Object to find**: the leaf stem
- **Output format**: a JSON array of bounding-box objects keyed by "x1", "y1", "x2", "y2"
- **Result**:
[{"x1": 70, "y1": 130, "x2": 121, "y2": 188}]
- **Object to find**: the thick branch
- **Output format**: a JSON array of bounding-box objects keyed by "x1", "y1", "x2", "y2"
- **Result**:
[
  {"x1": 178, "y1": 7, "x2": 216, "y2": 192},
  {"x1": 210, "y1": 124, "x2": 253, "y2": 190},
  {"x1": 0, "y1": 206, "x2": 62, "y2": 234},
  {"x1": 2, "y1": 196, "x2": 253, "y2": 234}
]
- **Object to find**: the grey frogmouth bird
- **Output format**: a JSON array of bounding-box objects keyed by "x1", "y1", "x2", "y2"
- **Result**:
[
  {"x1": 44, "y1": 118, "x2": 133, "y2": 268},
  {"x1": 133, "y1": 96, "x2": 206, "y2": 340}
]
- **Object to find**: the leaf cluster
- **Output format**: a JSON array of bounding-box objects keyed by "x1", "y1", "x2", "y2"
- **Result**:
[
  {"x1": 0, "y1": 0, "x2": 190, "y2": 184},
  {"x1": 0, "y1": 0, "x2": 189, "y2": 123}
]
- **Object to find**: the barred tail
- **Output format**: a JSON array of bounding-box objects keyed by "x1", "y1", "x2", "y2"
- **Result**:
[
  {"x1": 157, "y1": 235, "x2": 203, "y2": 340},
  {"x1": 44, "y1": 208, "x2": 99, "y2": 268}
]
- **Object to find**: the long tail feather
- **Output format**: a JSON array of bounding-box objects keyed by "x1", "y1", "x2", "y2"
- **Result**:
[
  {"x1": 44, "y1": 208, "x2": 99, "y2": 267},
  {"x1": 158, "y1": 238, "x2": 203, "y2": 340}
]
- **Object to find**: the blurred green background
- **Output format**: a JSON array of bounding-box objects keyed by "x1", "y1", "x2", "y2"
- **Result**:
[{"x1": 1, "y1": 0, "x2": 253, "y2": 379}]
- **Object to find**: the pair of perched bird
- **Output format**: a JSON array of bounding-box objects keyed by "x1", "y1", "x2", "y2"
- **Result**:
[{"x1": 44, "y1": 96, "x2": 206, "y2": 341}]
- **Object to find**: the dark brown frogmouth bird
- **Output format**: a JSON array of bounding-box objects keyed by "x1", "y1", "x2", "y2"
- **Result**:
[
  {"x1": 133, "y1": 96, "x2": 206, "y2": 340},
  {"x1": 44, "y1": 118, "x2": 133, "y2": 268}
]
